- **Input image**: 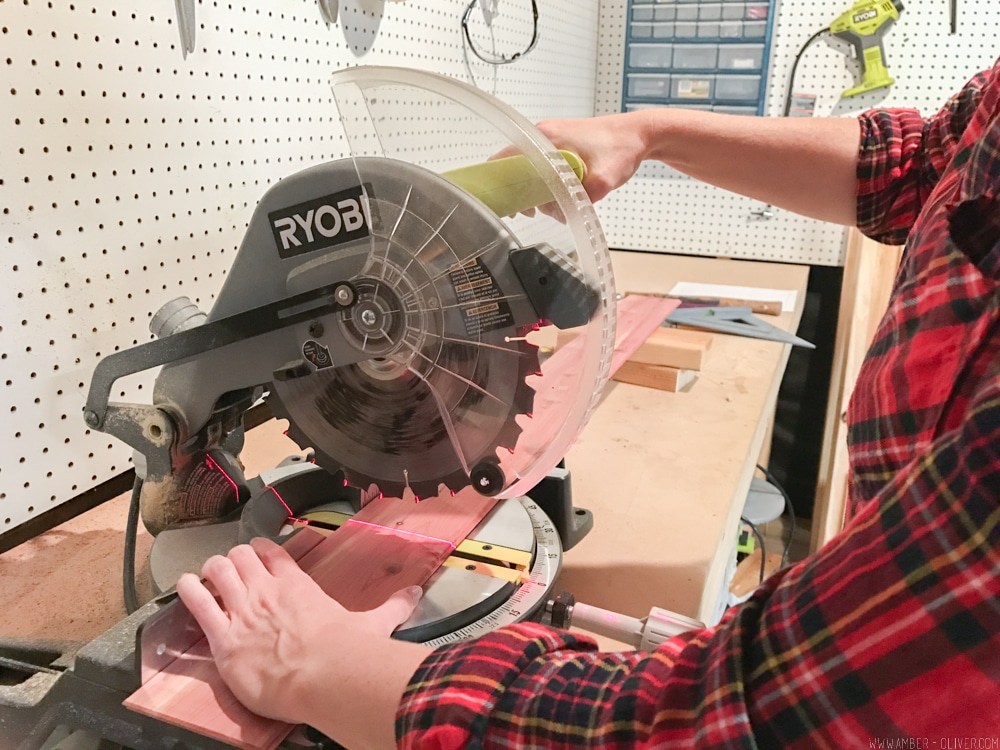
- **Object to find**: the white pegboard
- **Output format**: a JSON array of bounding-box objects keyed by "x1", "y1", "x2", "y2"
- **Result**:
[
  {"x1": 0, "y1": 0, "x2": 600, "y2": 534},
  {"x1": 595, "y1": 0, "x2": 1000, "y2": 266}
]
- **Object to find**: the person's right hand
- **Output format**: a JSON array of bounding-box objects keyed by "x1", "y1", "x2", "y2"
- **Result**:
[
  {"x1": 535, "y1": 113, "x2": 650, "y2": 204},
  {"x1": 176, "y1": 537, "x2": 423, "y2": 729}
]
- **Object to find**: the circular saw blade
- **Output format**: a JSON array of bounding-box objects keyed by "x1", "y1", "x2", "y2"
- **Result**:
[{"x1": 270, "y1": 159, "x2": 539, "y2": 500}]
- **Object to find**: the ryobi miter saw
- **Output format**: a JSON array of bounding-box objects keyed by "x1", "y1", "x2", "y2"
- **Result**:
[
  {"x1": 79, "y1": 65, "x2": 618, "y2": 636},
  {"x1": 1, "y1": 67, "x2": 708, "y2": 750}
]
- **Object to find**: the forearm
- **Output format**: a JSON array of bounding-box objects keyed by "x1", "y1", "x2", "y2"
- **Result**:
[
  {"x1": 633, "y1": 109, "x2": 860, "y2": 225},
  {"x1": 305, "y1": 633, "x2": 431, "y2": 750}
]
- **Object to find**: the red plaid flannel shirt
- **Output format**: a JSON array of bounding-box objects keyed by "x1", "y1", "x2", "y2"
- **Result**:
[{"x1": 395, "y1": 63, "x2": 1000, "y2": 748}]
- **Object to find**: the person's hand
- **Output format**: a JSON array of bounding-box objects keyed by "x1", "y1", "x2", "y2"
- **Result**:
[
  {"x1": 535, "y1": 113, "x2": 650, "y2": 204},
  {"x1": 176, "y1": 537, "x2": 422, "y2": 727}
]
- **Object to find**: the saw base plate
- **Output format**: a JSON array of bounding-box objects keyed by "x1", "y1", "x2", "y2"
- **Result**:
[{"x1": 147, "y1": 463, "x2": 563, "y2": 643}]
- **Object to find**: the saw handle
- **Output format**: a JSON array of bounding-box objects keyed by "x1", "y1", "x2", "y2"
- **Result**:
[{"x1": 441, "y1": 150, "x2": 586, "y2": 217}]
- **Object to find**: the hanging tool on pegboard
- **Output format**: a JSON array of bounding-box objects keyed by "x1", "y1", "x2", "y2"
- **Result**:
[{"x1": 950, "y1": 0, "x2": 958, "y2": 34}]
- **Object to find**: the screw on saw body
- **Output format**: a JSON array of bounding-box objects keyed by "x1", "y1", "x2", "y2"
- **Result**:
[
  {"x1": 334, "y1": 283, "x2": 355, "y2": 306},
  {"x1": 360, "y1": 309, "x2": 377, "y2": 327},
  {"x1": 308, "y1": 321, "x2": 325, "y2": 338},
  {"x1": 83, "y1": 410, "x2": 100, "y2": 428}
]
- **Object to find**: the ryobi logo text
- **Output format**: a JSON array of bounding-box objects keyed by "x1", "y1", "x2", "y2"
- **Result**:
[
  {"x1": 268, "y1": 184, "x2": 371, "y2": 259},
  {"x1": 853, "y1": 9, "x2": 877, "y2": 23}
]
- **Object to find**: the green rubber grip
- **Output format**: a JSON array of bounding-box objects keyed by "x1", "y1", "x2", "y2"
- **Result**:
[{"x1": 441, "y1": 150, "x2": 587, "y2": 217}]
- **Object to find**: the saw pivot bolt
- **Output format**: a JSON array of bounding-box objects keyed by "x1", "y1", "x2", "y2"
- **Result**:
[
  {"x1": 470, "y1": 460, "x2": 505, "y2": 496},
  {"x1": 334, "y1": 283, "x2": 355, "y2": 306}
]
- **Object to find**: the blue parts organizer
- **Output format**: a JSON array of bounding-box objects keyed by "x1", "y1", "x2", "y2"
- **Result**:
[{"x1": 623, "y1": 0, "x2": 777, "y2": 115}]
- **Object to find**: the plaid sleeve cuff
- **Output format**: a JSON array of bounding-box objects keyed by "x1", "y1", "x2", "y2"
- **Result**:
[
  {"x1": 395, "y1": 622, "x2": 600, "y2": 749},
  {"x1": 855, "y1": 107, "x2": 927, "y2": 246},
  {"x1": 855, "y1": 65, "x2": 994, "y2": 246}
]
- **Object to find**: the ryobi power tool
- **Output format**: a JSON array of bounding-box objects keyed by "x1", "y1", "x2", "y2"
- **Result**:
[{"x1": 830, "y1": 0, "x2": 904, "y2": 97}]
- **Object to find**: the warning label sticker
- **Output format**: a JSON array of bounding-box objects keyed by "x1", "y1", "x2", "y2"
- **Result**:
[{"x1": 448, "y1": 258, "x2": 514, "y2": 337}]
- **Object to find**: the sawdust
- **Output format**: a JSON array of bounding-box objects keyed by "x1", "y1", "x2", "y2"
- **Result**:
[
  {"x1": 0, "y1": 492, "x2": 155, "y2": 644},
  {"x1": 0, "y1": 422, "x2": 298, "y2": 645}
]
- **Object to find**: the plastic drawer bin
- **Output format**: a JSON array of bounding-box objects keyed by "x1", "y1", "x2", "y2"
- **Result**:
[
  {"x1": 721, "y1": 4, "x2": 744, "y2": 19},
  {"x1": 742, "y1": 20, "x2": 767, "y2": 39},
  {"x1": 699, "y1": 4, "x2": 723, "y2": 20},
  {"x1": 745, "y1": 3, "x2": 769, "y2": 20},
  {"x1": 715, "y1": 74, "x2": 761, "y2": 101},
  {"x1": 674, "y1": 22, "x2": 699, "y2": 38},
  {"x1": 675, "y1": 6, "x2": 699, "y2": 21},
  {"x1": 652, "y1": 22, "x2": 676, "y2": 38},
  {"x1": 631, "y1": 22, "x2": 653, "y2": 38},
  {"x1": 718, "y1": 43, "x2": 764, "y2": 70},
  {"x1": 672, "y1": 43, "x2": 719, "y2": 69},
  {"x1": 654, "y1": 6, "x2": 677, "y2": 20},
  {"x1": 698, "y1": 22, "x2": 721, "y2": 38},
  {"x1": 713, "y1": 105, "x2": 758, "y2": 115},
  {"x1": 629, "y1": 43, "x2": 674, "y2": 68},
  {"x1": 627, "y1": 73, "x2": 672, "y2": 99},
  {"x1": 633, "y1": 4, "x2": 655, "y2": 21},
  {"x1": 720, "y1": 21, "x2": 743, "y2": 37},
  {"x1": 672, "y1": 75, "x2": 715, "y2": 100}
]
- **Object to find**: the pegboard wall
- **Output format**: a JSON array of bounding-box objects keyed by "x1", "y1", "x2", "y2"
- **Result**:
[
  {"x1": 0, "y1": 0, "x2": 601, "y2": 537},
  {"x1": 595, "y1": 0, "x2": 1000, "y2": 266}
]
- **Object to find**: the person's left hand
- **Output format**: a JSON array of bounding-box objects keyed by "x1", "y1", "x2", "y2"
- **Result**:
[{"x1": 176, "y1": 537, "x2": 422, "y2": 727}]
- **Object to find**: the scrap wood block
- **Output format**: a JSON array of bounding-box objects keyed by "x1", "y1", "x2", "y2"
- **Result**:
[
  {"x1": 613, "y1": 360, "x2": 697, "y2": 393},
  {"x1": 557, "y1": 323, "x2": 711, "y2": 372},
  {"x1": 125, "y1": 487, "x2": 499, "y2": 749},
  {"x1": 627, "y1": 327, "x2": 712, "y2": 371}
]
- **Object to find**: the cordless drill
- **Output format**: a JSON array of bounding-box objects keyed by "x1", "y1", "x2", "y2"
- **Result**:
[{"x1": 830, "y1": 0, "x2": 904, "y2": 97}]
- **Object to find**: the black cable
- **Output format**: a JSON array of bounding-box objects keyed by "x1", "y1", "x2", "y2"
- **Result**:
[
  {"x1": 741, "y1": 516, "x2": 767, "y2": 585},
  {"x1": 757, "y1": 463, "x2": 797, "y2": 566},
  {"x1": 123, "y1": 475, "x2": 143, "y2": 615},
  {"x1": 782, "y1": 27, "x2": 831, "y2": 117}
]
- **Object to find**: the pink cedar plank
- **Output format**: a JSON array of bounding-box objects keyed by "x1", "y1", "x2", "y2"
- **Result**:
[
  {"x1": 136, "y1": 526, "x2": 329, "y2": 686},
  {"x1": 520, "y1": 294, "x2": 679, "y2": 457},
  {"x1": 126, "y1": 638, "x2": 294, "y2": 749},
  {"x1": 608, "y1": 295, "x2": 680, "y2": 373},
  {"x1": 126, "y1": 488, "x2": 498, "y2": 748}
]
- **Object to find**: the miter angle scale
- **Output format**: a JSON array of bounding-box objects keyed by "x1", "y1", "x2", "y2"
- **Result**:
[{"x1": 667, "y1": 306, "x2": 815, "y2": 349}]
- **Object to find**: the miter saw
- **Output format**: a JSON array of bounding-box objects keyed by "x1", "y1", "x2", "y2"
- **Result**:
[
  {"x1": 1, "y1": 67, "x2": 661, "y2": 749},
  {"x1": 79, "y1": 64, "x2": 616, "y2": 635}
]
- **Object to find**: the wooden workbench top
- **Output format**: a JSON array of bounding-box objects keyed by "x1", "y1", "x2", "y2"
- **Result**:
[{"x1": 557, "y1": 250, "x2": 808, "y2": 625}]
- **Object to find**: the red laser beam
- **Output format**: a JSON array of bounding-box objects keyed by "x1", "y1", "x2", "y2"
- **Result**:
[
  {"x1": 346, "y1": 518, "x2": 456, "y2": 549},
  {"x1": 264, "y1": 484, "x2": 309, "y2": 525},
  {"x1": 205, "y1": 454, "x2": 241, "y2": 503}
]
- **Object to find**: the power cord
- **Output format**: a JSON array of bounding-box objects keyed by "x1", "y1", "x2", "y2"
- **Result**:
[
  {"x1": 123, "y1": 475, "x2": 143, "y2": 614},
  {"x1": 461, "y1": 0, "x2": 539, "y2": 65},
  {"x1": 740, "y1": 516, "x2": 767, "y2": 585},
  {"x1": 756, "y1": 463, "x2": 797, "y2": 566},
  {"x1": 782, "y1": 27, "x2": 831, "y2": 117}
]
